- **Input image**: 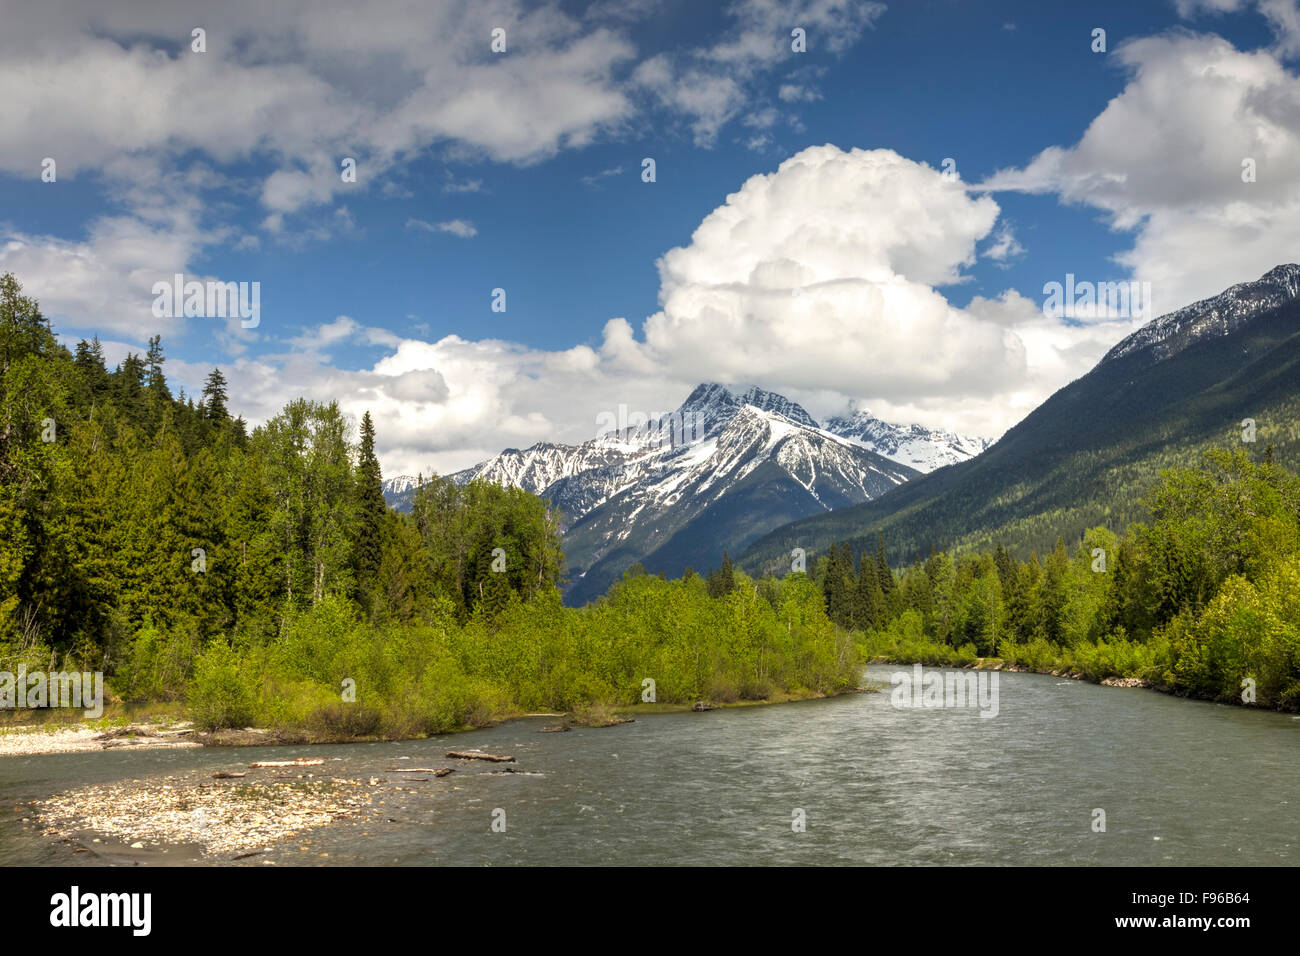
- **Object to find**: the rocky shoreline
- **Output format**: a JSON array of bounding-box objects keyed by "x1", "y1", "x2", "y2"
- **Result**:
[
  {"x1": 0, "y1": 722, "x2": 200, "y2": 756},
  {"x1": 37, "y1": 770, "x2": 374, "y2": 857},
  {"x1": 867, "y1": 656, "x2": 1153, "y2": 689},
  {"x1": 0, "y1": 688, "x2": 851, "y2": 758},
  {"x1": 28, "y1": 747, "x2": 540, "y2": 860},
  {"x1": 0, "y1": 720, "x2": 332, "y2": 757}
]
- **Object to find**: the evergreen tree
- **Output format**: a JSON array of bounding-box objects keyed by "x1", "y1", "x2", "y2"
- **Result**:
[
  {"x1": 718, "y1": 550, "x2": 735, "y2": 595},
  {"x1": 854, "y1": 552, "x2": 884, "y2": 628},
  {"x1": 73, "y1": 337, "x2": 110, "y2": 407},
  {"x1": 202, "y1": 368, "x2": 229, "y2": 421},
  {"x1": 145, "y1": 334, "x2": 172, "y2": 404},
  {"x1": 0, "y1": 273, "x2": 71, "y2": 643},
  {"x1": 224, "y1": 450, "x2": 280, "y2": 637},
  {"x1": 993, "y1": 543, "x2": 1016, "y2": 590},
  {"x1": 353, "y1": 411, "x2": 387, "y2": 610},
  {"x1": 372, "y1": 511, "x2": 426, "y2": 625},
  {"x1": 1040, "y1": 537, "x2": 1069, "y2": 643},
  {"x1": 113, "y1": 353, "x2": 148, "y2": 427},
  {"x1": 706, "y1": 552, "x2": 737, "y2": 598}
]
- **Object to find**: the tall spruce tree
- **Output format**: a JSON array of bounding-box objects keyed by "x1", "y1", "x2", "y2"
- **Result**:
[
  {"x1": 354, "y1": 411, "x2": 387, "y2": 609},
  {"x1": 718, "y1": 550, "x2": 735, "y2": 595},
  {"x1": 73, "y1": 337, "x2": 110, "y2": 408},
  {"x1": 855, "y1": 552, "x2": 884, "y2": 629},
  {"x1": 202, "y1": 367, "x2": 229, "y2": 421},
  {"x1": 145, "y1": 334, "x2": 172, "y2": 403}
]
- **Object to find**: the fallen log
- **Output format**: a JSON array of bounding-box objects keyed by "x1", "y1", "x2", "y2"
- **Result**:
[
  {"x1": 212, "y1": 771, "x2": 247, "y2": 779},
  {"x1": 249, "y1": 758, "x2": 325, "y2": 767},
  {"x1": 95, "y1": 726, "x2": 160, "y2": 741},
  {"x1": 446, "y1": 750, "x2": 515, "y2": 763},
  {"x1": 385, "y1": 767, "x2": 456, "y2": 776}
]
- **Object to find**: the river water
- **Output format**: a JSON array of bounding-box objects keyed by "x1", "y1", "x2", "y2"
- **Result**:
[{"x1": 1, "y1": 667, "x2": 1295, "y2": 865}]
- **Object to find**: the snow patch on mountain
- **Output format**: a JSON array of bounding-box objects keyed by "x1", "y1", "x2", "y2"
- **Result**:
[
  {"x1": 823, "y1": 409, "x2": 992, "y2": 472},
  {"x1": 1103, "y1": 264, "x2": 1300, "y2": 365},
  {"x1": 381, "y1": 474, "x2": 420, "y2": 497}
]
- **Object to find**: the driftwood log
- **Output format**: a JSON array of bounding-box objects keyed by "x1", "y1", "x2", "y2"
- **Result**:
[
  {"x1": 446, "y1": 750, "x2": 515, "y2": 763},
  {"x1": 95, "y1": 726, "x2": 158, "y2": 741},
  {"x1": 249, "y1": 757, "x2": 326, "y2": 767},
  {"x1": 212, "y1": 771, "x2": 247, "y2": 779},
  {"x1": 385, "y1": 767, "x2": 456, "y2": 776}
]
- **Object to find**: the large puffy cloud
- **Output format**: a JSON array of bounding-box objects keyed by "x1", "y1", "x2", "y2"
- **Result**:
[
  {"x1": 638, "y1": 146, "x2": 1017, "y2": 400},
  {"x1": 582, "y1": 147, "x2": 1131, "y2": 443},
  {"x1": 982, "y1": 30, "x2": 1300, "y2": 312},
  {"x1": 627, "y1": 144, "x2": 1132, "y2": 431},
  {"x1": 0, "y1": 220, "x2": 195, "y2": 340}
]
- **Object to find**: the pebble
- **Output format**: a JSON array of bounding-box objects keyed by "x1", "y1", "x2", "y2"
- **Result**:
[{"x1": 37, "y1": 774, "x2": 377, "y2": 856}]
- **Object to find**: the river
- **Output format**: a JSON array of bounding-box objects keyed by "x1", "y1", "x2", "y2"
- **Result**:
[{"x1": 1, "y1": 666, "x2": 1295, "y2": 865}]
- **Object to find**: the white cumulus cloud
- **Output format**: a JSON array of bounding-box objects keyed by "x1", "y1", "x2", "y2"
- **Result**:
[{"x1": 981, "y1": 30, "x2": 1300, "y2": 312}]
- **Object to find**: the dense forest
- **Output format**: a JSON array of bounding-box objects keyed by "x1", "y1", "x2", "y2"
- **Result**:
[
  {"x1": 0, "y1": 273, "x2": 858, "y2": 734},
  {"x1": 810, "y1": 448, "x2": 1300, "y2": 710}
]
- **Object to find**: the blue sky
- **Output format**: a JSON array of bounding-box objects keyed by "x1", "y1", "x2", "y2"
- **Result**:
[{"x1": 1, "y1": 0, "x2": 1297, "y2": 475}]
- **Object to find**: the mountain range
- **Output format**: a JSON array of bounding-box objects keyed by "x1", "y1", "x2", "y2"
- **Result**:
[
  {"x1": 740, "y1": 263, "x2": 1300, "y2": 574},
  {"x1": 385, "y1": 264, "x2": 1300, "y2": 599},
  {"x1": 383, "y1": 384, "x2": 989, "y2": 602}
]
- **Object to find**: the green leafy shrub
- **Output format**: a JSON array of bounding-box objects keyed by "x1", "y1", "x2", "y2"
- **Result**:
[{"x1": 187, "y1": 642, "x2": 257, "y2": 730}]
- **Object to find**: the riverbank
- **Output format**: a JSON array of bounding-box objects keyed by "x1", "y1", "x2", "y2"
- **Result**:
[
  {"x1": 34, "y1": 751, "x2": 515, "y2": 860},
  {"x1": 1, "y1": 685, "x2": 869, "y2": 757},
  {"x1": 0, "y1": 720, "x2": 332, "y2": 757},
  {"x1": 867, "y1": 655, "x2": 1153, "y2": 689},
  {"x1": 0, "y1": 721, "x2": 199, "y2": 756}
]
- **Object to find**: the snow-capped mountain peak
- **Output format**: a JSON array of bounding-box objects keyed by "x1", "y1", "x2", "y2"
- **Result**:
[
  {"x1": 822, "y1": 407, "x2": 992, "y2": 472},
  {"x1": 658, "y1": 382, "x2": 819, "y2": 441},
  {"x1": 380, "y1": 474, "x2": 420, "y2": 496},
  {"x1": 381, "y1": 383, "x2": 992, "y2": 602},
  {"x1": 1103, "y1": 263, "x2": 1300, "y2": 365},
  {"x1": 732, "y1": 385, "x2": 820, "y2": 428}
]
